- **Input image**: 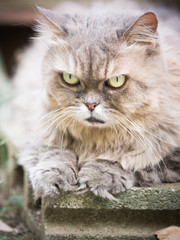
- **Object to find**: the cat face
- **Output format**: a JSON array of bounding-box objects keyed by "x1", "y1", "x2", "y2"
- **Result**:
[{"x1": 38, "y1": 8, "x2": 166, "y2": 129}]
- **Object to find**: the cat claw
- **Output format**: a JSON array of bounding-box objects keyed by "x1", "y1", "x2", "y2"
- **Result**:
[
  {"x1": 77, "y1": 182, "x2": 118, "y2": 200},
  {"x1": 77, "y1": 183, "x2": 87, "y2": 191},
  {"x1": 93, "y1": 188, "x2": 118, "y2": 201},
  {"x1": 76, "y1": 183, "x2": 88, "y2": 194}
]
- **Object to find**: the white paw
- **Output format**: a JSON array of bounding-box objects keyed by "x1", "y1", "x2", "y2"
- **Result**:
[
  {"x1": 30, "y1": 159, "x2": 78, "y2": 199},
  {"x1": 78, "y1": 160, "x2": 135, "y2": 200}
]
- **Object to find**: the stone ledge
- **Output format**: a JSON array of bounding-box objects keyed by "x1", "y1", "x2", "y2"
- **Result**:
[
  {"x1": 23, "y1": 171, "x2": 180, "y2": 240},
  {"x1": 41, "y1": 183, "x2": 180, "y2": 240},
  {"x1": 43, "y1": 222, "x2": 158, "y2": 240},
  {"x1": 42, "y1": 208, "x2": 179, "y2": 240},
  {"x1": 46, "y1": 183, "x2": 180, "y2": 210}
]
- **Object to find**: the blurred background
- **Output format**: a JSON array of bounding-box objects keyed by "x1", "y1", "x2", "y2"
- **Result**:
[
  {"x1": 0, "y1": 0, "x2": 180, "y2": 239},
  {"x1": 0, "y1": 0, "x2": 180, "y2": 78}
]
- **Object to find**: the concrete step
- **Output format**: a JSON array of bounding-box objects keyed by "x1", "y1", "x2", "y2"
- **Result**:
[
  {"x1": 46, "y1": 183, "x2": 180, "y2": 210},
  {"x1": 39, "y1": 183, "x2": 180, "y2": 240},
  {"x1": 42, "y1": 221, "x2": 158, "y2": 240},
  {"x1": 42, "y1": 209, "x2": 179, "y2": 240}
]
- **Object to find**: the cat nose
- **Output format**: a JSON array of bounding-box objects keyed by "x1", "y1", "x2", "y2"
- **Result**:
[{"x1": 85, "y1": 103, "x2": 99, "y2": 112}]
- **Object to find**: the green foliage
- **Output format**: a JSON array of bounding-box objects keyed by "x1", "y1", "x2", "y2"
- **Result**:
[
  {"x1": 6, "y1": 194, "x2": 23, "y2": 207},
  {"x1": 0, "y1": 237, "x2": 8, "y2": 240},
  {"x1": 0, "y1": 138, "x2": 9, "y2": 146},
  {"x1": 0, "y1": 194, "x2": 23, "y2": 216},
  {"x1": 0, "y1": 205, "x2": 12, "y2": 216},
  {"x1": 0, "y1": 140, "x2": 8, "y2": 168}
]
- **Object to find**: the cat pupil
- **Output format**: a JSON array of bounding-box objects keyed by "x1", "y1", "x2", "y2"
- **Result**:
[
  {"x1": 69, "y1": 74, "x2": 72, "y2": 79},
  {"x1": 116, "y1": 76, "x2": 118, "y2": 82}
]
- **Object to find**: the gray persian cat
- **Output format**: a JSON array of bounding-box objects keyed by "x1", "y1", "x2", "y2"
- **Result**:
[{"x1": 14, "y1": 1, "x2": 180, "y2": 200}]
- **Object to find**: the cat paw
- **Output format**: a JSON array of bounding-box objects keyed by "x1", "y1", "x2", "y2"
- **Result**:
[
  {"x1": 78, "y1": 160, "x2": 135, "y2": 200},
  {"x1": 29, "y1": 151, "x2": 78, "y2": 199}
]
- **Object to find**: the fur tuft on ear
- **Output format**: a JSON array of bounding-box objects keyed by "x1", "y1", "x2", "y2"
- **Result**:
[
  {"x1": 123, "y1": 12, "x2": 158, "y2": 46},
  {"x1": 35, "y1": 6, "x2": 68, "y2": 39}
]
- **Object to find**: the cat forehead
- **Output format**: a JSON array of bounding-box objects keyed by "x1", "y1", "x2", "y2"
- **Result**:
[
  {"x1": 50, "y1": 34, "x2": 144, "y2": 81},
  {"x1": 59, "y1": 20, "x2": 127, "y2": 80},
  {"x1": 45, "y1": 11, "x2": 157, "y2": 80},
  {"x1": 55, "y1": 38, "x2": 144, "y2": 81},
  {"x1": 65, "y1": 13, "x2": 137, "y2": 43},
  {"x1": 49, "y1": 32, "x2": 121, "y2": 80},
  {"x1": 65, "y1": 12, "x2": 148, "y2": 53}
]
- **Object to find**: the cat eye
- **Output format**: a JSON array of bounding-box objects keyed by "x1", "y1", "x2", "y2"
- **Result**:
[
  {"x1": 106, "y1": 75, "x2": 127, "y2": 88},
  {"x1": 61, "y1": 73, "x2": 80, "y2": 86}
]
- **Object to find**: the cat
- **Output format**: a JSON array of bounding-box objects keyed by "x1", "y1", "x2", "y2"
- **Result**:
[{"x1": 13, "y1": 0, "x2": 180, "y2": 201}]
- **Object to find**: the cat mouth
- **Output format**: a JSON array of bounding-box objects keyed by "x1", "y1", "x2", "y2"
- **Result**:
[{"x1": 86, "y1": 117, "x2": 105, "y2": 125}]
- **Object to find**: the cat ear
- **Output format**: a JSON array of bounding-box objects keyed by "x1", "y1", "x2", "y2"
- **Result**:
[
  {"x1": 35, "y1": 6, "x2": 68, "y2": 37},
  {"x1": 123, "y1": 12, "x2": 158, "y2": 46}
]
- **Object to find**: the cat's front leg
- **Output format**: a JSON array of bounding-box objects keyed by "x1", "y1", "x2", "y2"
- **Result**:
[
  {"x1": 78, "y1": 160, "x2": 136, "y2": 200},
  {"x1": 29, "y1": 149, "x2": 78, "y2": 199}
]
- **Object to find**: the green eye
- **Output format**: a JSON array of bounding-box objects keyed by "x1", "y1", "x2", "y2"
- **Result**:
[
  {"x1": 62, "y1": 73, "x2": 79, "y2": 86},
  {"x1": 107, "y1": 75, "x2": 126, "y2": 88}
]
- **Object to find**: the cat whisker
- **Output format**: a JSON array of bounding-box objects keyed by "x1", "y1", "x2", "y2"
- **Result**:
[
  {"x1": 47, "y1": 107, "x2": 78, "y2": 143},
  {"x1": 110, "y1": 109, "x2": 160, "y2": 153},
  {"x1": 125, "y1": 117, "x2": 163, "y2": 157},
  {"x1": 35, "y1": 108, "x2": 74, "y2": 133},
  {"x1": 109, "y1": 120, "x2": 120, "y2": 138},
  {"x1": 59, "y1": 117, "x2": 74, "y2": 148},
  {"x1": 124, "y1": 117, "x2": 156, "y2": 148},
  {"x1": 127, "y1": 116, "x2": 165, "y2": 143},
  {"x1": 123, "y1": 117, "x2": 163, "y2": 162},
  {"x1": 109, "y1": 109, "x2": 164, "y2": 165},
  {"x1": 112, "y1": 115, "x2": 148, "y2": 151},
  {"x1": 111, "y1": 116, "x2": 146, "y2": 150},
  {"x1": 33, "y1": 108, "x2": 63, "y2": 131}
]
